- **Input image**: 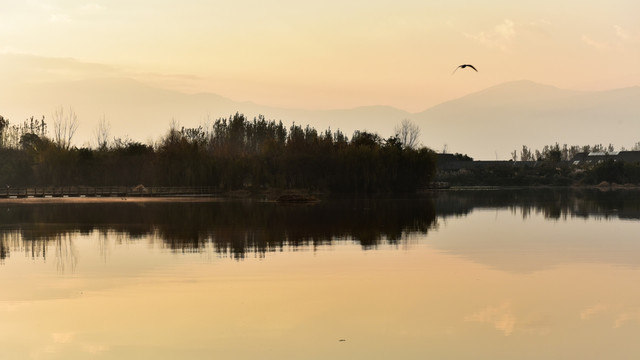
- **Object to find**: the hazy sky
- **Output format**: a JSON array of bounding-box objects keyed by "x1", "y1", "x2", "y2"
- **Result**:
[{"x1": 1, "y1": 0, "x2": 639, "y2": 112}]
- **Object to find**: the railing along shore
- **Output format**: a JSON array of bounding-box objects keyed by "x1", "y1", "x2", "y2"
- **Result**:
[{"x1": 0, "y1": 186, "x2": 222, "y2": 198}]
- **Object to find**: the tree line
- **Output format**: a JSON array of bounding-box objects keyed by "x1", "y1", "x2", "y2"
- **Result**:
[
  {"x1": 511, "y1": 142, "x2": 640, "y2": 162},
  {"x1": 437, "y1": 141, "x2": 640, "y2": 187},
  {"x1": 0, "y1": 113, "x2": 437, "y2": 193}
]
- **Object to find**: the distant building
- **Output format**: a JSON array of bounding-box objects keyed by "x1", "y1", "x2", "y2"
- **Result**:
[{"x1": 570, "y1": 151, "x2": 640, "y2": 166}]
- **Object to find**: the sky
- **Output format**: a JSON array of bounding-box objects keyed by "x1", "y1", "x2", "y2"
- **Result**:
[{"x1": 1, "y1": 0, "x2": 639, "y2": 112}]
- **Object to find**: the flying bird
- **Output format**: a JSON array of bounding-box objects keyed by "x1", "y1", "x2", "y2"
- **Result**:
[{"x1": 452, "y1": 64, "x2": 478, "y2": 74}]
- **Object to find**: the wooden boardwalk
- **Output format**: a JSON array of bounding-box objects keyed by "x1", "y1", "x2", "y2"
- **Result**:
[{"x1": 0, "y1": 186, "x2": 221, "y2": 199}]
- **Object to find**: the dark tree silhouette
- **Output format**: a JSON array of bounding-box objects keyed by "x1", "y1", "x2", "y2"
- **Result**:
[{"x1": 0, "y1": 113, "x2": 437, "y2": 193}]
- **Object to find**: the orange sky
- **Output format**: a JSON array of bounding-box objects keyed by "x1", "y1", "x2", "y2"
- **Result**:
[{"x1": 1, "y1": 0, "x2": 639, "y2": 112}]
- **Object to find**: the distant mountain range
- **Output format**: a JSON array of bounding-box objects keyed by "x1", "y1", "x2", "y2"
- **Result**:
[
  {"x1": 414, "y1": 80, "x2": 640, "y2": 158},
  {"x1": 1, "y1": 60, "x2": 639, "y2": 159}
]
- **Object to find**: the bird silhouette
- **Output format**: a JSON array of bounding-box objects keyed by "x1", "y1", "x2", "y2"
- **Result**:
[{"x1": 452, "y1": 64, "x2": 478, "y2": 74}]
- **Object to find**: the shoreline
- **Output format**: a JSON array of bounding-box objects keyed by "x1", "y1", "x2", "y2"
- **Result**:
[
  {"x1": 0, "y1": 196, "x2": 232, "y2": 204},
  {"x1": 439, "y1": 183, "x2": 640, "y2": 191},
  {"x1": 2, "y1": 183, "x2": 640, "y2": 204}
]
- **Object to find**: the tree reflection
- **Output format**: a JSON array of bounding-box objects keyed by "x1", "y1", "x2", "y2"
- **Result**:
[
  {"x1": 1, "y1": 189, "x2": 638, "y2": 263},
  {"x1": 0, "y1": 197, "x2": 437, "y2": 261},
  {"x1": 434, "y1": 188, "x2": 640, "y2": 221},
  {"x1": 0, "y1": 226, "x2": 78, "y2": 271}
]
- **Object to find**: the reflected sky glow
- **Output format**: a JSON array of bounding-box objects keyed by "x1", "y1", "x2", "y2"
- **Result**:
[{"x1": 1, "y1": 193, "x2": 640, "y2": 359}]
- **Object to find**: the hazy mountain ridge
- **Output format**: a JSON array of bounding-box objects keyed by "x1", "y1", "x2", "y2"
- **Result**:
[
  {"x1": 412, "y1": 81, "x2": 640, "y2": 158},
  {"x1": 1, "y1": 55, "x2": 638, "y2": 159},
  {"x1": 423, "y1": 80, "x2": 584, "y2": 109},
  {"x1": 2, "y1": 75, "x2": 414, "y2": 146}
]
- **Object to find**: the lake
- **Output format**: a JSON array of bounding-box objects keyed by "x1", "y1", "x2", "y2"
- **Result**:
[{"x1": 1, "y1": 189, "x2": 640, "y2": 359}]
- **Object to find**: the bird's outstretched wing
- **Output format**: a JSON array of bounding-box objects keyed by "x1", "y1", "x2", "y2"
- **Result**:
[{"x1": 452, "y1": 64, "x2": 478, "y2": 74}]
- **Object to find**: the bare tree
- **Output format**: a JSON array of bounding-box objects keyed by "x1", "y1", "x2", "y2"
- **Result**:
[
  {"x1": 520, "y1": 145, "x2": 534, "y2": 161},
  {"x1": 0, "y1": 115, "x2": 7, "y2": 148},
  {"x1": 394, "y1": 119, "x2": 421, "y2": 149},
  {"x1": 52, "y1": 106, "x2": 79, "y2": 149},
  {"x1": 93, "y1": 114, "x2": 111, "y2": 150}
]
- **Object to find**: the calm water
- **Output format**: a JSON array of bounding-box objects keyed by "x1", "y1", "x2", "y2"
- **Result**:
[{"x1": 1, "y1": 190, "x2": 640, "y2": 359}]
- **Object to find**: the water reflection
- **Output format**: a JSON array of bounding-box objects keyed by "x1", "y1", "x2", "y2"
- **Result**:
[
  {"x1": 0, "y1": 198, "x2": 437, "y2": 262},
  {"x1": 430, "y1": 188, "x2": 640, "y2": 272},
  {"x1": 2, "y1": 191, "x2": 640, "y2": 360},
  {"x1": 434, "y1": 188, "x2": 640, "y2": 220},
  {"x1": 1, "y1": 189, "x2": 639, "y2": 264}
]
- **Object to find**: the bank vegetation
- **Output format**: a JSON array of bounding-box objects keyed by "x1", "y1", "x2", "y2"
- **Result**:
[{"x1": 0, "y1": 113, "x2": 436, "y2": 193}]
